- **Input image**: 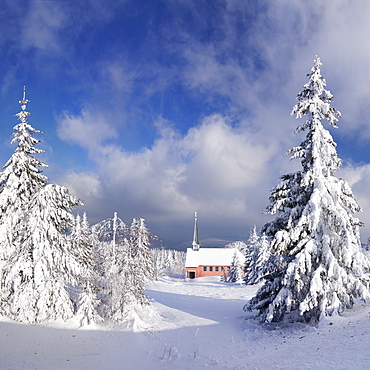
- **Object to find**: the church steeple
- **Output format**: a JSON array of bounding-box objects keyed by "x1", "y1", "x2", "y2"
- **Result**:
[{"x1": 192, "y1": 212, "x2": 200, "y2": 251}]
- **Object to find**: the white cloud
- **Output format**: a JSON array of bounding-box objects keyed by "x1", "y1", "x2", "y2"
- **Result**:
[
  {"x1": 179, "y1": 115, "x2": 271, "y2": 197},
  {"x1": 171, "y1": 0, "x2": 370, "y2": 139},
  {"x1": 58, "y1": 111, "x2": 276, "y2": 243},
  {"x1": 258, "y1": 1, "x2": 370, "y2": 139},
  {"x1": 62, "y1": 172, "x2": 101, "y2": 199},
  {"x1": 57, "y1": 109, "x2": 118, "y2": 154},
  {"x1": 102, "y1": 62, "x2": 135, "y2": 93},
  {"x1": 52, "y1": 1, "x2": 370, "y2": 245},
  {"x1": 21, "y1": 2, "x2": 66, "y2": 52},
  {"x1": 338, "y1": 163, "x2": 370, "y2": 243}
]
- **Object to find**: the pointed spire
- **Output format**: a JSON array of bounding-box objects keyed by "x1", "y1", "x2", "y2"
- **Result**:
[
  {"x1": 15, "y1": 86, "x2": 31, "y2": 124},
  {"x1": 19, "y1": 86, "x2": 30, "y2": 111},
  {"x1": 192, "y1": 211, "x2": 200, "y2": 251}
]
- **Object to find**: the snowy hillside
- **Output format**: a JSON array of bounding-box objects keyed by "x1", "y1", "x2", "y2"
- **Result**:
[{"x1": 1, "y1": 276, "x2": 370, "y2": 369}]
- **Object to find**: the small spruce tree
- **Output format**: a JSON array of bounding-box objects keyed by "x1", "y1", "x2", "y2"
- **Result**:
[
  {"x1": 76, "y1": 281, "x2": 102, "y2": 326},
  {"x1": 128, "y1": 218, "x2": 153, "y2": 305},
  {"x1": 244, "y1": 226, "x2": 260, "y2": 285},
  {"x1": 71, "y1": 213, "x2": 101, "y2": 325},
  {"x1": 108, "y1": 238, "x2": 133, "y2": 321},
  {"x1": 228, "y1": 249, "x2": 244, "y2": 283},
  {"x1": 247, "y1": 233, "x2": 271, "y2": 285},
  {"x1": 220, "y1": 267, "x2": 228, "y2": 283}
]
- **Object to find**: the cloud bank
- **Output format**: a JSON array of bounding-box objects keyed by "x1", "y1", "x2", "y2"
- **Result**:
[
  {"x1": 57, "y1": 1, "x2": 370, "y2": 245},
  {"x1": 3, "y1": 0, "x2": 370, "y2": 246},
  {"x1": 58, "y1": 112, "x2": 276, "y2": 244}
]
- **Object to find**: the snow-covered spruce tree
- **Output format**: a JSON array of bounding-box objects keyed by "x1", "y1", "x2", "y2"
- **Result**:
[
  {"x1": 128, "y1": 218, "x2": 153, "y2": 305},
  {"x1": 71, "y1": 213, "x2": 101, "y2": 325},
  {"x1": 107, "y1": 237, "x2": 133, "y2": 321},
  {"x1": 225, "y1": 240, "x2": 248, "y2": 254},
  {"x1": 220, "y1": 267, "x2": 228, "y2": 283},
  {"x1": 93, "y1": 212, "x2": 128, "y2": 244},
  {"x1": 96, "y1": 215, "x2": 153, "y2": 322},
  {"x1": 152, "y1": 249, "x2": 186, "y2": 279},
  {"x1": 152, "y1": 248, "x2": 166, "y2": 280},
  {"x1": 92, "y1": 212, "x2": 128, "y2": 279},
  {"x1": 228, "y1": 249, "x2": 244, "y2": 283},
  {"x1": 0, "y1": 88, "x2": 48, "y2": 266},
  {"x1": 76, "y1": 280, "x2": 102, "y2": 326},
  {"x1": 245, "y1": 57, "x2": 369, "y2": 323},
  {"x1": 2, "y1": 184, "x2": 83, "y2": 323},
  {"x1": 244, "y1": 226, "x2": 260, "y2": 285},
  {"x1": 0, "y1": 90, "x2": 84, "y2": 323},
  {"x1": 365, "y1": 236, "x2": 370, "y2": 253},
  {"x1": 170, "y1": 249, "x2": 187, "y2": 276},
  {"x1": 92, "y1": 212, "x2": 129, "y2": 317},
  {"x1": 246, "y1": 233, "x2": 271, "y2": 285},
  {"x1": 364, "y1": 237, "x2": 370, "y2": 265},
  {"x1": 70, "y1": 213, "x2": 95, "y2": 277}
]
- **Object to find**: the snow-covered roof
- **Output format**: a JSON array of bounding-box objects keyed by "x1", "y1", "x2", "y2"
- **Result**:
[{"x1": 185, "y1": 248, "x2": 243, "y2": 267}]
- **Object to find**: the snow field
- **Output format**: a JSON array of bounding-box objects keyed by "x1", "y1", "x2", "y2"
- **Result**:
[{"x1": 1, "y1": 276, "x2": 370, "y2": 369}]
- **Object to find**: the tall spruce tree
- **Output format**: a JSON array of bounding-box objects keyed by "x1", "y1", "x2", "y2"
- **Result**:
[
  {"x1": 0, "y1": 90, "x2": 84, "y2": 323},
  {"x1": 0, "y1": 88, "x2": 48, "y2": 265},
  {"x1": 2, "y1": 185, "x2": 83, "y2": 323},
  {"x1": 245, "y1": 57, "x2": 369, "y2": 323}
]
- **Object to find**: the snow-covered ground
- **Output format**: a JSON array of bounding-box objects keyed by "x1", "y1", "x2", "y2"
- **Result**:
[{"x1": 1, "y1": 276, "x2": 370, "y2": 369}]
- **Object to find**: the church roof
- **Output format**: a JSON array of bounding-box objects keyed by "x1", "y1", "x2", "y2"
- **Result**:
[{"x1": 185, "y1": 248, "x2": 244, "y2": 267}]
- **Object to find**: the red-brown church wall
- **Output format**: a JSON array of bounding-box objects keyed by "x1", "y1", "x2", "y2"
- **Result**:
[{"x1": 186, "y1": 266, "x2": 231, "y2": 279}]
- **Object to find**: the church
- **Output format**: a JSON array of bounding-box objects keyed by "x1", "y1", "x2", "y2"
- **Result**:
[{"x1": 185, "y1": 213, "x2": 244, "y2": 279}]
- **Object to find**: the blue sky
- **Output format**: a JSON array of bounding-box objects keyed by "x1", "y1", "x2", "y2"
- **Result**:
[{"x1": 1, "y1": 0, "x2": 370, "y2": 247}]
